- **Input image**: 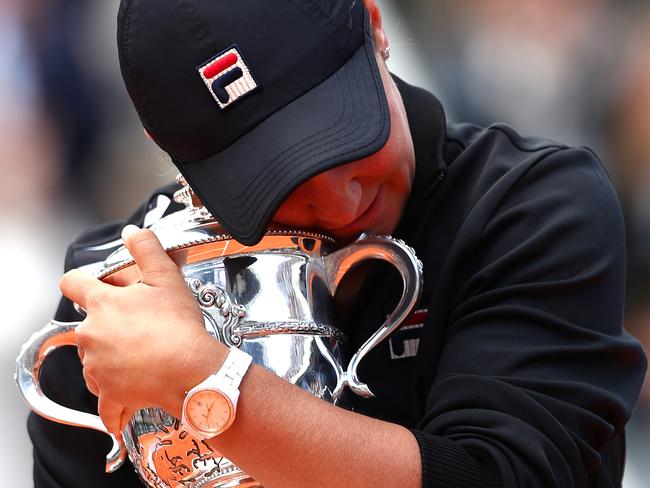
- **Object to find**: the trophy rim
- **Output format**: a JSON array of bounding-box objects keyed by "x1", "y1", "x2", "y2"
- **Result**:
[{"x1": 97, "y1": 228, "x2": 338, "y2": 281}]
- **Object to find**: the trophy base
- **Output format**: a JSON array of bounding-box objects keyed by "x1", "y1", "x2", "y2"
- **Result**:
[
  {"x1": 178, "y1": 472, "x2": 261, "y2": 488},
  {"x1": 124, "y1": 408, "x2": 263, "y2": 488}
]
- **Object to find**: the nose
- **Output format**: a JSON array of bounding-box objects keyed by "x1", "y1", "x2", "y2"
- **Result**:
[{"x1": 297, "y1": 168, "x2": 363, "y2": 227}]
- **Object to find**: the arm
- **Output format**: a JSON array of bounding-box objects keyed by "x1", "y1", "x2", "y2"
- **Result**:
[
  {"x1": 207, "y1": 339, "x2": 422, "y2": 488},
  {"x1": 411, "y1": 147, "x2": 647, "y2": 486},
  {"x1": 62, "y1": 226, "x2": 423, "y2": 488}
]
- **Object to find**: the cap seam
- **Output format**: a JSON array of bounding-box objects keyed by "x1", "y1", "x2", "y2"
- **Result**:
[
  {"x1": 289, "y1": 0, "x2": 356, "y2": 51},
  {"x1": 236, "y1": 6, "x2": 380, "y2": 210},
  {"x1": 236, "y1": 49, "x2": 388, "y2": 239},
  {"x1": 120, "y1": 0, "x2": 157, "y2": 135},
  {"x1": 175, "y1": 0, "x2": 218, "y2": 54},
  {"x1": 234, "y1": 62, "x2": 364, "y2": 211},
  {"x1": 230, "y1": 65, "x2": 354, "y2": 206},
  {"x1": 231, "y1": 19, "x2": 384, "y2": 213},
  {"x1": 234, "y1": 53, "x2": 386, "y2": 226},
  {"x1": 240, "y1": 104, "x2": 375, "y2": 222}
]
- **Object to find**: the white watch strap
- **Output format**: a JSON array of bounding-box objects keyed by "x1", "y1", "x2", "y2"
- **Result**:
[{"x1": 214, "y1": 346, "x2": 253, "y2": 390}]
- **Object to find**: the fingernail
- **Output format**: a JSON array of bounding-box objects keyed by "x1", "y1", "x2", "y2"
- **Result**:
[{"x1": 121, "y1": 224, "x2": 140, "y2": 240}]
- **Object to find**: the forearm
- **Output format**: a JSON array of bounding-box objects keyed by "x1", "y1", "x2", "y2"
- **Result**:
[
  {"x1": 168, "y1": 341, "x2": 422, "y2": 488},
  {"x1": 62, "y1": 225, "x2": 423, "y2": 487}
]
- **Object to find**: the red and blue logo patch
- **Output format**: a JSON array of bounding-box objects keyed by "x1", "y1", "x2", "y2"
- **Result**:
[
  {"x1": 198, "y1": 46, "x2": 258, "y2": 109},
  {"x1": 389, "y1": 309, "x2": 427, "y2": 360}
]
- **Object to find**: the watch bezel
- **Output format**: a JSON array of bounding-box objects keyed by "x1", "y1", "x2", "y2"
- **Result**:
[
  {"x1": 181, "y1": 346, "x2": 251, "y2": 439},
  {"x1": 182, "y1": 385, "x2": 237, "y2": 437}
]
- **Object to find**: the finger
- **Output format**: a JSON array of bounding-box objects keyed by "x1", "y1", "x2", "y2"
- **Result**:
[
  {"x1": 78, "y1": 325, "x2": 99, "y2": 395},
  {"x1": 170, "y1": 249, "x2": 189, "y2": 269},
  {"x1": 81, "y1": 367, "x2": 100, "y2": 397},
  {"x1": 98, "y1": 396, "x2": 125, "y2": 438},
  {"x1": 75, "y1": 322, "x2": 86, "y2": 363},
  {"x1": 102, "y1": 264, "x2": 142, "y2": 287},
  {"x1": 120, "y1": 407, "x2": 136, "y2": 432},
  {"x1": 60, "y1": 269, "x2": 107, "y2": 311},
  {"x1": 121, "y1": 225, "x2": 182, "y2": 287}
]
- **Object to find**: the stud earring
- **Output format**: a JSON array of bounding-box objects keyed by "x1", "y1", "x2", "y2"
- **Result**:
[{"x1": 381, "y1": 46, "x2": 390, "y2": 61}]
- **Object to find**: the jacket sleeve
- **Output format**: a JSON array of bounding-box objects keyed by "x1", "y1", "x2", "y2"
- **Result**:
[
  {"x1": 412, "y1": 147, "x2": 647, "y2": 487},
  {"x1": 28, "y1": 184, "x2": 181, "y2": 487}
]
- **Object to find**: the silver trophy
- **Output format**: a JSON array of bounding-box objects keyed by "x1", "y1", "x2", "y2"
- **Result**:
[{"x1": 16, "y1": 177, "x2": 423, "y2": 488}]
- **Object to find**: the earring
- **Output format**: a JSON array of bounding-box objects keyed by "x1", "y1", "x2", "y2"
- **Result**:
[{"x1": 381, "y1": 46, "x2": 391, "y2": 61}]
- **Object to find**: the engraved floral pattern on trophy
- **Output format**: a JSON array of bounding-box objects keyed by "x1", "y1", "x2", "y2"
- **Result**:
[
  {"x1": 186, "y1": 277, "x2": 346, "y2": 344},
  {"x1": 124, "y1": 410, "x2": 249, "y2": 488},
  {"x1": 144, "y1": 424, "x2": 226, "y2": 487},
  {"x1": 187, "y1": 278, "x2": 247, "y2": 347}
]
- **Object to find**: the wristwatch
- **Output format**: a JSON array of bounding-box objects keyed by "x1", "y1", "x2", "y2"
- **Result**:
[{"x1": 181, "y1": 346, "x2": 253, "y2": 438}]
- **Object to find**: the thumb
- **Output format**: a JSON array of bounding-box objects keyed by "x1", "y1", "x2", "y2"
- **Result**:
[
  {"x1": 98, "y1": 396, "x2": 125, "y2": 439},
  {"x1": 121, "y1": 225, "x2": 183, "y2": 287}
]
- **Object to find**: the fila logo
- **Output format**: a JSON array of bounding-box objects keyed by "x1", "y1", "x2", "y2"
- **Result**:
[
  {"x1": 198, "y1": 46, "x2": 258, "y2": 109},
  {"x1": 389, "y1": 309, "x2": 427, "y2": 360}
]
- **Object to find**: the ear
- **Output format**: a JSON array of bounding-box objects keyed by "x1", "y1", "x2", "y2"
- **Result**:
[{"x1": 363, "y1": 0, "x2": 389, "y2": 51}]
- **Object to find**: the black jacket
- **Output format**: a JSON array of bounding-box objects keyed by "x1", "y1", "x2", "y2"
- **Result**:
[{"x1": 29, "y1": 78, "x2": 647, "y2": 487}]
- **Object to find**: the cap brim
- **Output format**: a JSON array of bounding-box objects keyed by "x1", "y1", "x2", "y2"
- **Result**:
[{"x1": 177, "y1": 22, "x2": 390, "y2": 246}]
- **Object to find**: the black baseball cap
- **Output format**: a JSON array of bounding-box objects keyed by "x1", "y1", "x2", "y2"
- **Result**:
[{"x1": 117, "y1": 0, "x2": 390, "y2": 245}]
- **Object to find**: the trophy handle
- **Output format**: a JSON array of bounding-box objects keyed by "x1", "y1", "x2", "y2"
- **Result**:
[
  {"x1": 323, "y1": 235, "x2": 423, "y2": 398},
  {"x1": 15, "y1": 320, "x2": 126, "y2": 473}
]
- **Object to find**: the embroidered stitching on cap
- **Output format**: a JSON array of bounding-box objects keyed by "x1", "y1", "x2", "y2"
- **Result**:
[{"x1": 198, "y1": 46, "x2": 259, "y2": 109}]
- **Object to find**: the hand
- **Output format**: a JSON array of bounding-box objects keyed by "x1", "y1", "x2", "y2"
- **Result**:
[{"x1": 60, "y1": 225, "x2": 224, "y2": 435}]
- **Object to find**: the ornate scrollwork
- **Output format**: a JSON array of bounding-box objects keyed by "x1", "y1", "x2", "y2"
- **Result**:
[
  {"x1": 130, "y1": 409, "x2": 240, "y2": 488},
  {"x1": 186, "y1": 279, "x2": 247, "y2": 347},
  {"x1": 233, "y1": 321, "x2": 346, "y2": 342}
]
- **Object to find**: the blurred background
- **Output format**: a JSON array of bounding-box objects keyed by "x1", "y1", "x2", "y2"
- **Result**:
[{"x1": 1, "y1": 0, "x2": 648, "y2": 485}]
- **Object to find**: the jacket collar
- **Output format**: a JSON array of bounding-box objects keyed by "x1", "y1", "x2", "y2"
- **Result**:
[{"x1": 392, "y1": 75, "x2": 448, "y2": 228}]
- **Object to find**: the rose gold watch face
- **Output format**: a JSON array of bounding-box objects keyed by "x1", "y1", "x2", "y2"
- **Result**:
[{"x1": 186, "y1": 390, "x2": 233, "y2": 434}]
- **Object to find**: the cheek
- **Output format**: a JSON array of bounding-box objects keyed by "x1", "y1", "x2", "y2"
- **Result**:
[
  {"x1": 273, "y1": 185, "x2": 317, "y2": 225},
  {"x1": 387, "y1": 159, "x2": 413, "y2": 193},
  {"x1": 355, "y1": 124, "x2": 414, "y2": 195},
  {"x1": 359, "y1": 151, "x2": 413, "y2": 197}
]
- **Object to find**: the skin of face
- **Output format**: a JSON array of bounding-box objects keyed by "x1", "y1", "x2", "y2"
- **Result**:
[{"x1": 272, "y1": 7, "x2": 416, "y2": 243}]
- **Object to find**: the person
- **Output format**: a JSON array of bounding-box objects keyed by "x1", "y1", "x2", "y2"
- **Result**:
[{"x1": 28, "y1": 0, "x2": 647, "y2": 486}]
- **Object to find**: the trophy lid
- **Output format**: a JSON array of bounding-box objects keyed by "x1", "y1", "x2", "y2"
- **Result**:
[{"x1": 97, "y1": 175, "x2": 336, "y2": 280}]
